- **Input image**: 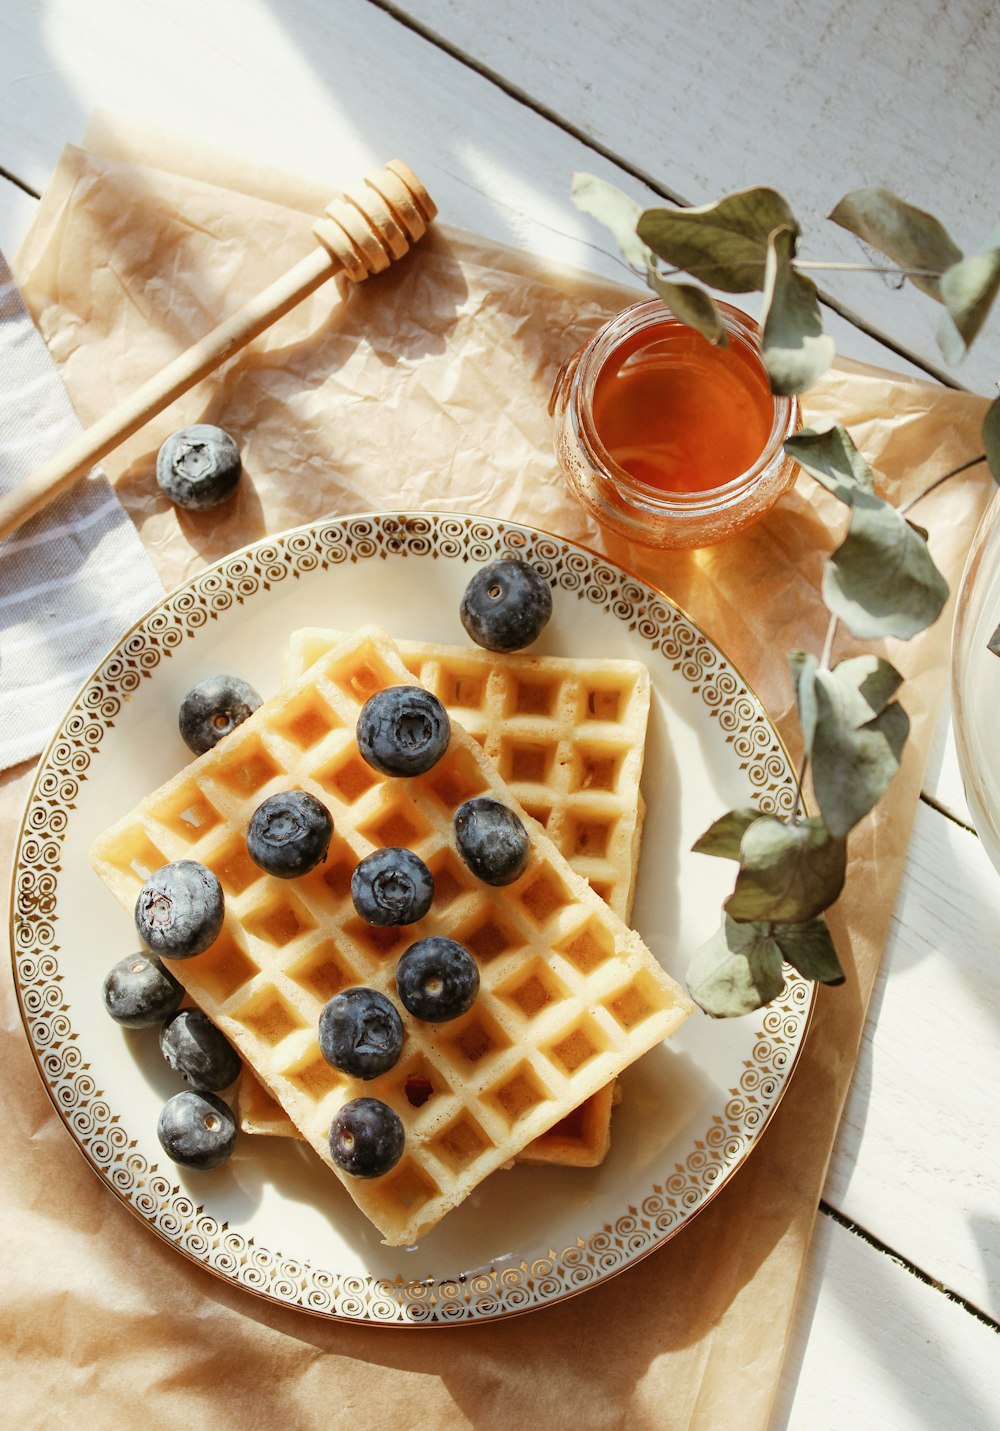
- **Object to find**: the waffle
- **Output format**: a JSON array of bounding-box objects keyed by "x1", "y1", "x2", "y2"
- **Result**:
[
  {"x1": 237, "y1": 1060, "x2": 620, "y2": 1168},
  {"x1": 91, "y1": 626, "x2": 693, "y2": 1245},
  {"x1": 283, "y1": 629, "x2": 649, "y2": 922},
  {"x1": 237, "y1": 628, "x2": 651, "y2": 1165}
]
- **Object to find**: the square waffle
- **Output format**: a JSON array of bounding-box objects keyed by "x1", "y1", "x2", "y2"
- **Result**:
[
  {"x1": 236, "y1": 627, "x2": 650, "y2": 1166},
  {"x1": 283, "y1": 629, "x2": 649, "y2": 922},
  {"x1": 91, "y1": 626, "x2": 692, "y2": 1245}
]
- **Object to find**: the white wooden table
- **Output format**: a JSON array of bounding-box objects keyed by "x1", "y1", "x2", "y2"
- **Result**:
[{"x1": 2, "y1": 2, "x2": 998, "y2": 1424}]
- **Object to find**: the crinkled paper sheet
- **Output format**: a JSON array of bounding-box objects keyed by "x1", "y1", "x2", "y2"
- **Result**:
[{"x1": 1, "y1": 113, "x2": 992, "y2": 1430}]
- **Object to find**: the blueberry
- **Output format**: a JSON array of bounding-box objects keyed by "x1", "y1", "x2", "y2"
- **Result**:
[
  {"x1": 351, "y1": 847, "x2": 434, "y2": 926},
  {"x1": 157, "y1": 1090, "x2": 237, "y2": 1170},
  {"x1": 396, "y1": 937, "x2": 479, "y2": 1022},
  {"x1": 179, "y1": 674, "x2": 261, "y2": 755},
  {"x1": 101, "y1": 951, "x2": 184, "y2": 1028},
  {"x1": 454, "y1": 797, "x2": 530, "y2": 886},
  {"x1": 356, "y1": 686, "x2": 450, "y2": 778},
  {"x1": 329, "y1": 1097, "x2": 405, "y2": 1179},
  {"x1": 156, "y1": 424, "x2": 242, "y2": 511},
  {"x1": 247, "y1": 790, "x2": 333, "y2": 878},
  {"x1": 318, "y1": 987, "x2": 404, "y2": 1079},
  {"x1": 160, "y1": 1008, "x2": 241, "y2": 1091},
  {"x1": 135, "y1": 860, "x2": 224, "y2": 959},
  {"x1": 459, "y1": 559, "x2": 552, "y2": 652}
]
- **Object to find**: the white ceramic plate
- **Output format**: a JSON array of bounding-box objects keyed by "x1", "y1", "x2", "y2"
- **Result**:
[{"x1": 12, "y1": 512, "x2": 813, "y2": 1323}]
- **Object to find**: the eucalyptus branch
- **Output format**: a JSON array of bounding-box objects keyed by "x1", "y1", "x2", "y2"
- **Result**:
[{"x1": 572, "y1": 172, "x2": 999, "y2": 1016}]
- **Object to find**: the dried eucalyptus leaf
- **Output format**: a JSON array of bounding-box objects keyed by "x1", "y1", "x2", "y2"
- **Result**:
[
  {"x1": 789, "y1": 649, "x2": 819, "y2": 752},
  {"x1": 831, "y1": 653, "x2": 904, "y2": 721},
  {"x1": 636, "y1": 187, "x2": 798, "y2": 293},
  {"x1": 823, "y1": 494, "x2": 949, "y2": 639},
  {"x1": 982, "y1": 395, "x2": 1000, "y2": 485},
  {"x1": 686, "y1": 917, "x2": 786, "y2": 1017},
  {"x1": 646, "y1": 270, "x2": 727, "y2": 344},
  {"x1": 989, "y1": 621, "x2": 1000, "y2": 657},
  {"x1": 783, "y1": 423, "x2": 876, "y2": 505},
  {"x1": 692, "y1": 806, "x2": 763, "y2": 860},
  {"x1": 726, "y1": 814, "x2": 846, "y2": 924},
  {"x1": 761, "y1": 227, "x2": 836, "y2": 395},
  {"x1": 812, "y1": 669, "x2": 909, "y2": 836},
  {"x1": 571, "y1": 172, "x2": 650, "y2": 271},
  {"x1": 937, "y1": 247, "x2": 1000, "y2": 362},
  {"x1": 773, "y1": 916, "x2": 846, "y2": 985},
  {"x1": 829, "y1": 188, "x2": 963, "y2": 300}
]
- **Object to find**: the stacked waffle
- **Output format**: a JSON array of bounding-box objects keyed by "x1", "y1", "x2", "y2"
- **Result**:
[{"x1": 91, "y1": 626, "x2": 692, "y2": 1245}]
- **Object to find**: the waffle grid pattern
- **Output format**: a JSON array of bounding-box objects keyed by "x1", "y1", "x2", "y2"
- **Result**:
[
  {"x1": 285, "y1": 628, "x2": 650, "y2": 921},
  {"x1": 91, "y1": 627, "x2": 691, "y2": 1244}
]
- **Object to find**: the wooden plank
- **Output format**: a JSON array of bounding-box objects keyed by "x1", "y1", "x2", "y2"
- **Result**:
[
  {"x1": 397, "y1": 0, "x2": 1000, "y2": 393},
  {"x1": 824, "y1": 800, "x2": 1000, "y2": 1318},
  {"x1": 0, "y1": 0, "x2": 983, "y2": 389},
  {"x1": 775, "y1": 1211, "x2": 1000, "y2": 1429}
]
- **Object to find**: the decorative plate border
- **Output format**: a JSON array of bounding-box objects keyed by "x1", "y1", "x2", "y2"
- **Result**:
[{"x1": 11, "y1": 512, "x2": 812, "y2": 1324}]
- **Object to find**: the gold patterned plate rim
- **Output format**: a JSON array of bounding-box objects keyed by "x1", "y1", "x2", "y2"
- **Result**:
[{"x1": 11, "y1": 511, "x2": 814, "y2": 1325}]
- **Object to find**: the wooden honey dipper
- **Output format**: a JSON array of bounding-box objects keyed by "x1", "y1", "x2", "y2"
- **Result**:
[{"x1": 0, "y1": 160, "x2": 436, "y2": 543}]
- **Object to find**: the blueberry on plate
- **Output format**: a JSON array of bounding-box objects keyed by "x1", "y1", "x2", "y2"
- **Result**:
[
  {"x1": 351, "y1": 847, "x2": 434, "y2": 926},
  {"x1": 156, "y1": 424, "x2": 242, "y2": 511},
  {"x1": 329, "y1": 1097, "x2": 405, "y2": 1179},
  {"x1": 178, "y1": 674, "x2": 262, "y2": 755},
  {"x1": 101, "y1": 951, "x2": 185, "y2": 1028},
  {"x1": 396, "y1": 936, "x2": 479, "y2": 1022},
  {"x1": 356, "y1": 686, "x2": 450, "y2": 778},
  {"x1": 247, "y1": 789, "x2": 333, "y2": 878},
  {"x1": 454, "y1": 796, "x2": 530, "y2": 886},
  {"x1": 135, "y1": 860, "x2": 224, "y2": 959},
  {"x1": 318, "y1": 987, "x2": 404, "y2": 1080},
  {"x1": 157, "y1": 1090, "x2": 237, "y2": 1170},
  {"x1": 459, "y1": 559, "x2": 552, "y2": 652},
  {"x1": 160, "y1": 1008, "x2": 241, "y2": 1092}
]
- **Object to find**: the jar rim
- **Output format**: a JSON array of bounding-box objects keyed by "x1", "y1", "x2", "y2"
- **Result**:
[{"x1": 569, "y1": 297, "x2": 798, "y2": 515}]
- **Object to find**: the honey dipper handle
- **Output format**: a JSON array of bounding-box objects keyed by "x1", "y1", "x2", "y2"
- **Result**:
[{"x1": 0, "y1": 160, "x2": 436, "y2": 544}]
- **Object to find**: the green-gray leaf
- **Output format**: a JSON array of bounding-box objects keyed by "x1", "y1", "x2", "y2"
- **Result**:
[
  {"x1": 726, "y1": 815, "x2": 846, "y2": 924},
  {"x1": 829, "y1": 188, "x2": 963, "y2": 301},
  {"x1": 571, "y1": 172, "x2": 650, "y2": 272},
  {"x1": 692, "y1": 806, "x2": 763, "y2": 860},
  {"x1": 937, "y1": 248, "x2": 1000, "y2": 362},
  {"x1": 989, "y1": 621, "x2": 1000, "y2": 657},
  {"x1": 812, "y1": 668, "x2": 909, "y2": 836},
  {"x1": 646, "y1": 269, "x2": 727, "y2": 344},
  {"x1": 761, "y1": 227, "x2": 836, "y2": 395},
  {"x1": 636, "y1": 187, "x2": 799, "y2": 293},
  {"x1": 789, "y1": 649, "x2": 819, "y2": 752},
  {"x1": 784, "y1": 423, "x2": 876, "y2": 505},
  {"x1": 686, "y1": 917, "x2": 786, "y2": 1017},
  {"x1": 829, "y1": 653, "x2": 904, "y2": 721},
  {"x1": 773, "y1": 916, "x2": 845, "y2": 985},
  {"x1": 823, "y1": 494, "x2": 950, "y2": 639},
  {"x1": 983, "y1": 395, "x2": 1000, "y2": 485}
]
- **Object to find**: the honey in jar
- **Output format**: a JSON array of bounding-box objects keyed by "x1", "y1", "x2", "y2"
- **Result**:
[{"x1": 551, "y1": 299, "x2": 800, "y2": 549}]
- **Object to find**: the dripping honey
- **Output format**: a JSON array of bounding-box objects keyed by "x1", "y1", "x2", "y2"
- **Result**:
[{"x1": 590, "y1": 318, "x2": 774, "y2": 494}]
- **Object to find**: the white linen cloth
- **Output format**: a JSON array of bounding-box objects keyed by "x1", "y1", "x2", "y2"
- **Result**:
[{"x1": 0, "y1": 250, "x2": 163, "y2": 768}]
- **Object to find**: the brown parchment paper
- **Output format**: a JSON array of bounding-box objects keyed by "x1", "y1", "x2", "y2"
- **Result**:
[{"x1": 2, "y1": 115, "x2": 993, "y2": 1430}]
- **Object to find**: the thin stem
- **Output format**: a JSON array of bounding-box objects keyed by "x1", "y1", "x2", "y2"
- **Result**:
[
  {"x1": 795, "y1": 261, "x2": 940, "y2": 276},
  {"x1": 791, "y1": 612, "x2": 840, "y2": 821},
  {"x1": 898, "y1": 454, "x2": 989, "y2": 515},
  {"x1": 654, "y1": 258, "x2": 941, "y2": 279}
]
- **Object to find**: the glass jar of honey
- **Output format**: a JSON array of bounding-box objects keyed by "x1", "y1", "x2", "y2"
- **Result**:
[{"x1": 551, "y1": 298, "x2": 800, "y2": 548}]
